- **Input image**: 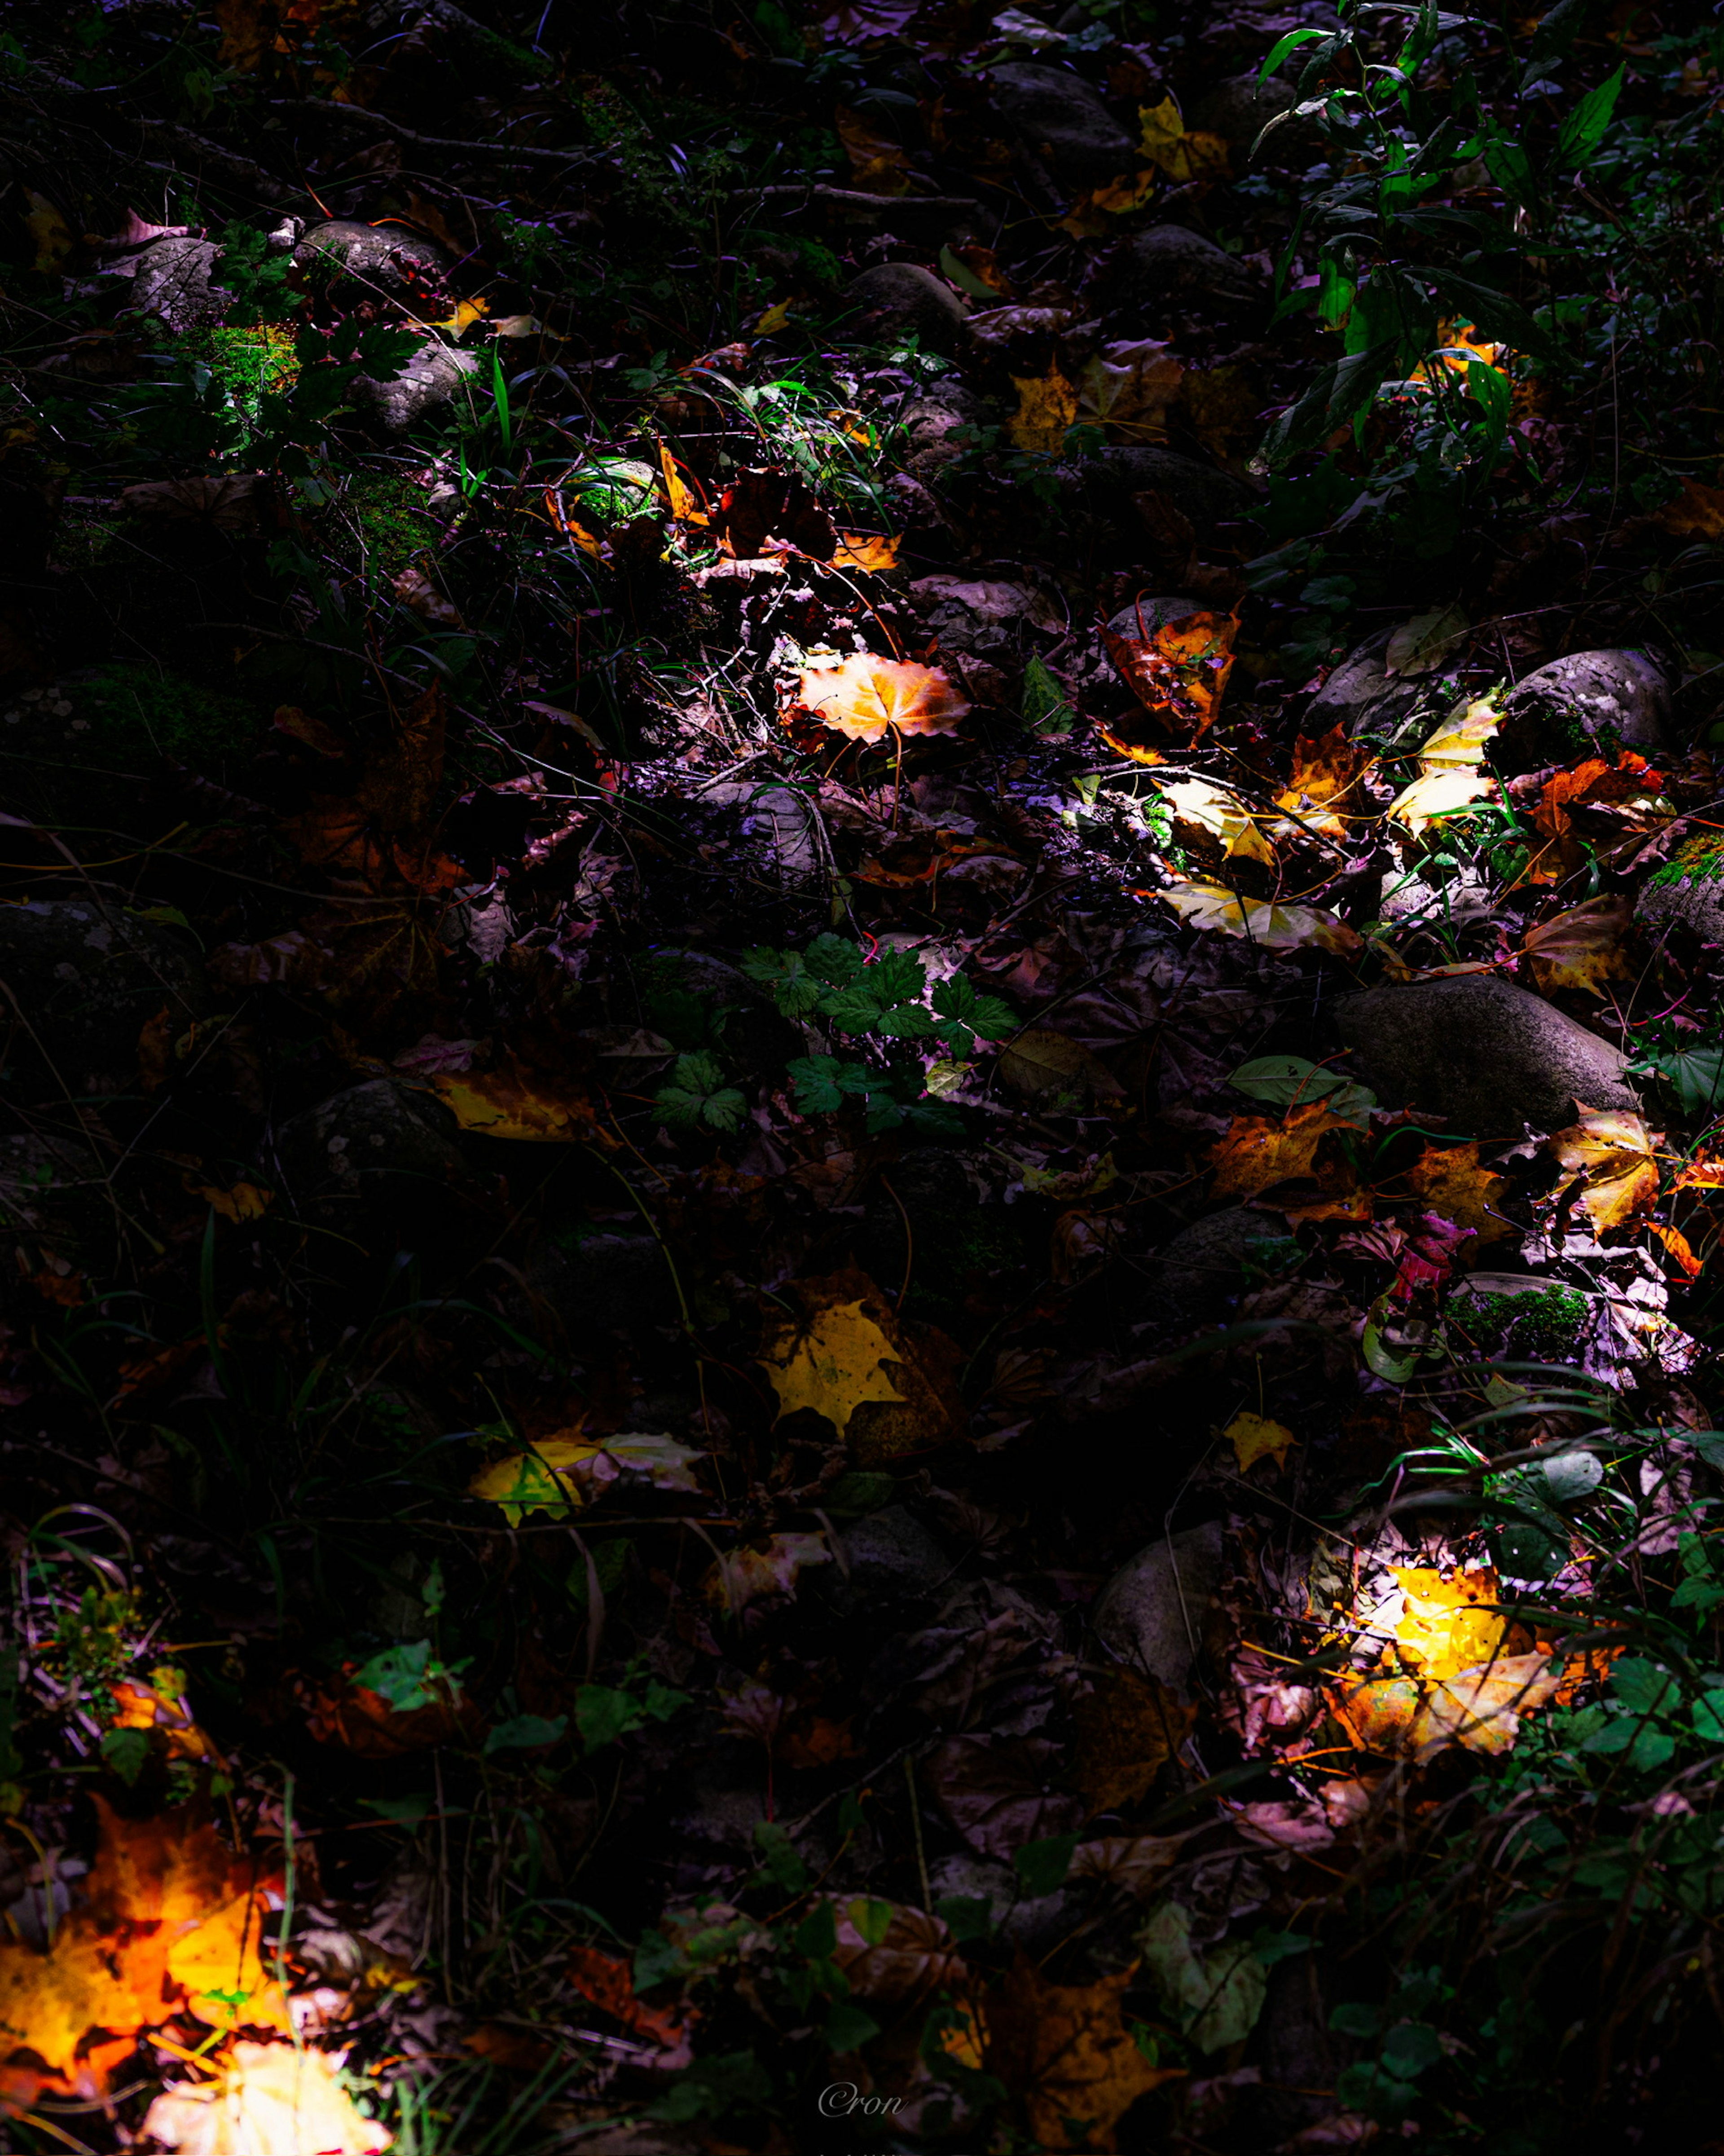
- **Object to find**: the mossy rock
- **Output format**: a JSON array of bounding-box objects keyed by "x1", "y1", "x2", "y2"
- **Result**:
[
  {"x1": 1446, "y1": 1273, "x2": 1592, "y2": 1362},
  {"x1": 1639, "y1": 829, "x2": 1724, "y2": 946},
  {"x1": 77, "y1": 663, "x2": 262, "y2": 770},
  {"x1": 340, "y1": 467, "x2": 439, "y2": 578}
]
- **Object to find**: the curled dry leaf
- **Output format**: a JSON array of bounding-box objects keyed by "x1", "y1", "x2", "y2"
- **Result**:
[
  {"x1": 1102, "y1": 608, "x2": 1237, "y2": 745},
  {"x1": 925, "y1": 1734, "x2": 1084, "y2": 1860},
  {"x1": 795, "y1": 653, "x2": 970, "y2": 742},
  {"x1": 1157, "y1": 775, "x2": 1276, "y2": 866},
  {"x1": 141, "y1": 2043, "x2": 390, "y2": 2156},
  {"x1": 567, "y1": 1945, "x2": 696, "y2": 2062},
  {"x1": 1157, "y1": 878, "x2": 1361, "y2": 953},
  {"x1": 1522, "y1": 750, "x2": 1668, "y2": 883},
  {"x1": 1520, "y1": 894, "x2": 1635, "y2": 996},
  {"x1": 704, "y1": 1531, "x2": 833, "y2": 1611},
  {"x1": 829, "y1": 1897, "x2": 966, "y2": 2006},
  {"x1": 997, "y1": 1026, "x2": 1124, "y2": 1103},
  {"x1": 1550, "y1": 1107, "x2": 1663, "y2": 1231}
]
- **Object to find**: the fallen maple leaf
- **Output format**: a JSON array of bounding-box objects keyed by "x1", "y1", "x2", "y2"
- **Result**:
[
  {"x1": 988, "y1": 1953, "x2": 1183, "y2": 2149},
  {"x1": 1521, "y1": 751, "x2": 1667, "y2": 883},
  {"x1": 1103, "y1": 608, "x2": 1237, "y2": 742},
  {"x1": 1208, "y1": 1100, "x2": 1354, "y2": 1199},
  {"x1": 704, "y1": 1531, "x2": 833, "y2": 1611},
  {"x1": 1647, "y1": 1220, "x2": 1703, "y2": 1278},
  {"x1": 469, "y1": 1433, "x2": 704, "y2": 1521},
  {"x1": 1274, "y1": 724, "x2": 1377, "y2": 838},
  {"x1": 1137, "y1": 95, "x2": 1230, "y2": 181},
  {"x1": 1072, "y1": 1667, "x2": 1196, "y2": 1814},
  {"x1": 795, "y1": 654, "x2": 970, "y2": 743},
  {"x1": 1077, "y1": 340, "x2": 1183, "y2": 442},
  {"x1": 835, "y1": 102, "x2": 911, "y2": 193},
  {"x1": 1008, "y1": 366, "x2": 1080, "y2": 452},
  {"x1": 831, "y1": 531, "x2": 900, "y2": 572},
  {"x1": 756, "y1": 1267, "x2": 963, "y2": 1459},
  {"x1": 1520, "y1": 894, "x2": 1635, "y2": 996},
  {"x1": 1550, "y1": 1107, "x2": 1663, "y2": 1231},
  {"x1": 1225, "y1": 1410, "x2": 1296, "y2": 1471},
  {"x1": 1391, "y1": 1565, "x2": 1508, "y2": 1681},
  {"x1": 1157, "y1": 878, "x2": 1361, "y2": 952},
  {"x1": 1388, "y1": 694, "x2": 1502, "y2": 834},
  {"x1": 0, "y1": 1799, "x2": 289, "y2": 2090},
  {"x1": 141, "y1": 2043, "x2": 390, "y2": 2156},
  {"x1": 1657, "y1": 475, "x2": 1724, "y2": 538},
  {"x1": 427, "y1": 1059, "x2": 599, "y2": 1141},
  {"x1": 1157, "y1": 775, "x2": 1276, "y2": 866},
  {"x1": 829, "y1": 1898, "x2": 966, "y2": 2006},
  {"x1": 567, "y1": 1945, "x2": 696, "y2": 2061},
  {"x1": 1400, "y1": 1140, "x2": 1513, "y2": 1242}
]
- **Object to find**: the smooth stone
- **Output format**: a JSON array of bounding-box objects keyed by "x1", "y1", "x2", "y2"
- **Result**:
[
  {"x1": 990, "y1": 61, "x2": 1136, "y2": 186},
  {"x1": 1190, "y1": 72, "x2": 1298, "y2": 155},
  {"x1": 1147, "y1": 1206, "x2": 1293, "y2": 1325},
  {"x1": 1093, "y1": 447, "x2": 1258, "y2": 534},
  {"x1": 1502, "y1": 647, "x2": 1671, "y2": 758},
  {"x1": 831, "y1": 1506, "x2": 952, "y2": 1608},
  {"x1": 1638, "y1": 830, "x2": 1724, "y2": 946},
  {"x1": 0, "y1": 899, "x2": 205, "y2": 1095},
  {"x1": 1106, "y1": 594, "x2": 1208, "y2": 640},
  {"x1": 1336, "y1": 974, "x2": 1638, "y2": 1134},
  {"x1": 277, "y1": 1078, "x2": 473, "y2": 1230},
  {"x1": 696, "y1": 782, "x2": 821, "y2": 885},
  {"x1": 126, "y1": 236, "x2": 229, "y2": 330},
  {"x1": 1091, "y1": 1521, "x2": 1226, "y2": 1694},
  {"x1": 1305, "y1": 631, "x2": 1422, "y2": 740},
  {"x1": 293, "y1": 219, "x2": 454, "y2": 299},
  {"x1": 844, "y1": 263, "x2": 970, "y2": 355},
  {"x1": 1107, "y1": 224, "x2": 1265, "y2": 312},
  {"x1": 350, "y1": 342, "x2": 481, "y2": 435}
]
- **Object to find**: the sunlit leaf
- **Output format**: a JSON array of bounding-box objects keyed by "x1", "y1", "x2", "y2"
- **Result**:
[
  {"x1": 796, "y1": 654, "x2": 970, "y2": 742},
  {"x1": 1158, "y1": 878, "x2": 1361, "y2": 952},
  {"x1": 1549, "y1": 1107, "x2": 1662, "y2": 1231}
]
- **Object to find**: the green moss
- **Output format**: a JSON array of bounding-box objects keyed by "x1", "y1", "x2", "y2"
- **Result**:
[
  {"x1": 1650, "y1": 831, "x2": 1724, "y2": 889},
  {"x1": 342, "y1": 468, "x2": 437, "y2": 578},
  {"x1": 80, "y1": 664, "x2": 261, "y2": 767},
  {"x1": 1455, "y1": 1284, "x2": 1589, "y2": 1359}
]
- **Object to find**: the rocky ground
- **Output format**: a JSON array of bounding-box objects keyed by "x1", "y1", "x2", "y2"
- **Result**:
[{"x1": 4, "y1": 1, "x2": 1724, "y2": 2152}]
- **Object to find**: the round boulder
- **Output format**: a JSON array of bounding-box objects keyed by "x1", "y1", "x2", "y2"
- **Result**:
[
  {"x1": 293, "y1": 219, "x2": 454, "y2": 302},
  {"x1": 0, "y1": 899, "x2": 206, "y2": 1098},
  {"x1": 1304, "y1": 631, "x2": 1423, "y2": 741},
  {"x1": 1502, "y1": 648, "x2": 1672, "y2": 761},
  {"x1": 349, "y1": 342, "x2": 481, "y2": 436},
  {"x1": 1104, "y1": 225, "x2": 1265, "y2": 315},
  {"x1": 1145, "y1": 1205, "x2": 1295, "y2": 1326},
  {"x1": 1092, "y1": 447, "x2": 1258, "y2": 535},
  {"x1": 989, "y1": 61, "x2": 1136, "y2": 187},
  {"x1": 1190, "y1": 73, "x2": 1299, "y2": 156},
  {"x1": 1092, "y1": 1521, "x2": 1226, "y2": 1695},
  {"x1": 1335, "y1": 974, "x2": 1638, "y2": 1135},
  {"x1": 844, "y1": 264, "x2": 970, "y2": 355}
]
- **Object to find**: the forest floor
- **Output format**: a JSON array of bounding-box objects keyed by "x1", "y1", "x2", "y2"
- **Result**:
[{"x1": 4, "y1": 0, "x2": 1724, "y2": 2151}]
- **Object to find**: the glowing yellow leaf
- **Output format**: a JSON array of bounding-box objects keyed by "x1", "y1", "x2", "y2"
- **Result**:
[
  {"x1": 428, "y1": 1061, "x2": 597, "y2": 1141},
  {"x1": 755, "y1": 299, "x2": 794, "y2": 334},
  {"x1": 759, "y1": 1296, "x2": 907, "y2": 1431},
  {"x1": 1008, "y1": 367, "x2": 1079, "y2": 453},
  {"x1": 796, "y1": 654, "x2": 969, "y2": 742},
  {"x1": 1137, "y1": 97, "x2": 1230, "y2": 181},
  {"x1": 831, "y1": 530, "x2": 901, "y2": 572},
  {"x1": 1549, "y1": 1107, "x2": 1662, "y2": 1231},
  {"x1": 1388, "y1": 694, "x2": 1503, "y2": 833},
  {"x1": 141, "y1": 2042, "x2": 391, "y2": 2156},
  {"x1": 1224, "y1": 1411, "x2": 1296, "y2": 1471},
  {"x1": 1158, "y1": 879, "x2": 1360, "y2": 953},
  {"x1": 1390, "y1": 1566, "x2": 1507, "y2": 1681}
]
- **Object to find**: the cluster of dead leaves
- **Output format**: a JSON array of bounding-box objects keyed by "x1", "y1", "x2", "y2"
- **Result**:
[{"x1": 1208, "y1": 1107, "x2": 1511, "y2": 1239}]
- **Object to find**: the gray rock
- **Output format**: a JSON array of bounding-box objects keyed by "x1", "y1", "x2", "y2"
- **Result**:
[
  {"x1": 293, "y1": 219, "x2": 454, "y2": 300},
  {"x1": 1305, "y1": 631, "x2": 1422, "y2": 741},
  {"x1": 695, "y1": 783, "x2": 821, "y2": 886},
  {"x1": 899, "y1": 381, "x2": 990, "y2": 477},
  {"x1": 912, "y1": 574, "x2": 1063, "y2": 657},
  {"x1": 1638, "y1": 830, "x2": 1724, "y2": 947},
  {"x1": 1106, "y1": 594, "x2": 1208, "y2": 641},
  {"x1": 990, "y1": 61, "x2": 1136, "y2": 186},
  {"x1": 1093, "y1": 447, "x2": 1258, "y2": 535},
  {"x1": 1336, "y1": 974, "x2": 1638, "y2": 1135},
  {"x1": 845, "y1": 263, "x2": 970, "y2": 355},
  {"x1": 1503, "y1": 648, "x2": 1672, "y2": 759},
  {"x1": 1147, "y1": 1206, "x2": 1292, "y2": 1324},
  {"x1": 277, "y1": 1079, "x2": 473, "y2": 1229},
  {"x1": 126, "y1": 236, "x2": 229, "y2": 330},
  {"x1": 1092, "y1": 1521, "x2": 1226, "y2": 1694},
  {"x1": 0, "y1": 899, "x2": 205, "y2": 1096},
  {"x1": 1190, "y1": 72, "x2": 1298, "y2": 156},
  {"x1": 928, "y1": 1852, "x2": 1017, "y2": 1924},
  {"x1": 1107, "y1": 225, "x2": 1265, "y2": 313},
  {"x1": 508, "y1": 1233, "x2": 682, "y2": 1349},
  {"x1": 349, "y1": 342, "x2": 481, "y2": 435},
  {"x1": 833, "y1": 1506, "x2": 952, "y2": 1605}
]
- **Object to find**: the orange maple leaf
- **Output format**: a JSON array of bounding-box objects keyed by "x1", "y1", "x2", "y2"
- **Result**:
[
  {"x1": 1400, "y1": 1139, "x2": 1513, "y2": 1241},
  {"x1": 0, "y1": 1799, "x2": 289, "y2": 2092},
  {"x1": 985, "y1": 1953, "x2": 1183, "y2": 2149},
  {"x1": 1520, "y1": 895, "x2": 1635, "y2": 996},
  {"x1": 1274, "y1": 723, "x2": 1377, "y2": 836},
  {"x1": 1550, "y1": 1108, "x2": 1663, "y2": 1232},
  {"x1": 1208, "y1": 1098, "x2": 1353, "y2": 1200},
  {"x1": 795, "y1": 654, "x2": 970, "y2": 742},
  {"x1": 1102, "y1": 607, "x2": 1237, "y2": 745}
]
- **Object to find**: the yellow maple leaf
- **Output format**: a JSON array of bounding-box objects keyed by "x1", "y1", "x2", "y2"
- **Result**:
[
  {"x1": 1388, "y1": 694, "x2": 1502, "y2": 833},
  {"x1": 1137, "y1": 96, "x2": 1230, "y2": 181},
  {"x1": 1549, "y1": 1107, "x2": 1663, "y2": 1231},
  {"x1": 1008, "y1": 367, "x2": 1078, "y2": 453},
  {"x1": 428, "y1": 1061, "x2": 598, "y2": 1141},
  {"x1": 142, "y1": 2042, "x2": 391, "y2": 2156},
  {"x1": 985, "y1": 1955, "x2": 1183, "y2": 2148},
  {"x1": 1401, "y1": 1140, "x2": 1513, "y2": 1241},
  {"x1": 1158, "y1": 879, "x2": 1360, "y2": 954},
  {"x1": 831, "y1": 530, "x2": 901, "y2": 572},
  {"x1": 1390, "y1": 1565, "x2": 1507, "y2": 1681},
  {"x1": 1520, "y1": 895, "x2": 1634, "y2": 996},
  {"x1": 759, "y1": 1296, "x2": 907, "y2": 1433},
  {"x1": 1224, "y1": 1411, "x2": 1296, "y2": 1471}
]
